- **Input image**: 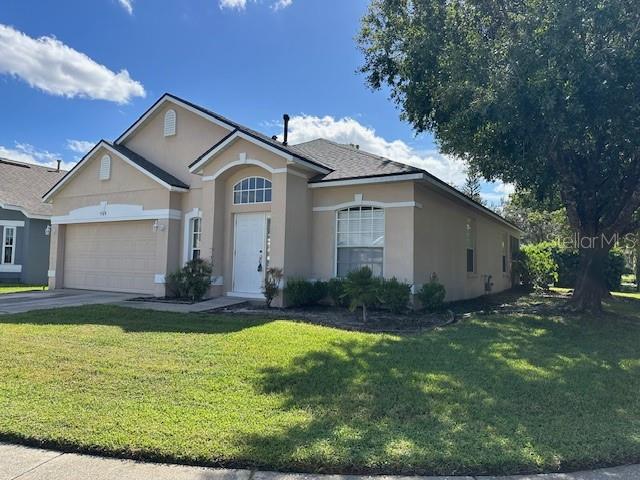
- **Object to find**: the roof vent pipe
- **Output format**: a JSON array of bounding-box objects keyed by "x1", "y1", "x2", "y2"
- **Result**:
[
  {"x1": 56, "y1": 160, "x2": 61, "y2": 172},
  {"x1": 283, "y1": 114, "x2": 290, "y2": 146}
]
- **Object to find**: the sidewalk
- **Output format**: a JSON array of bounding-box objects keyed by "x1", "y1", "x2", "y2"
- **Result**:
[{"x1": 2, "y1": 443, "x2": 639, "y2": 480}]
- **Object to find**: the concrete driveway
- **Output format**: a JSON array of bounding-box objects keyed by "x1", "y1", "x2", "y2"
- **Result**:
[{"x1": 0, "y1": 289, "x2": 133, "y2": 315}]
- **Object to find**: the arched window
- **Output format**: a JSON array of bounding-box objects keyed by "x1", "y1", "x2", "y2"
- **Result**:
[
  {"x1": 336, "y1": 206, "x2": 384, "y2": 277},
  {"x1": 99, "y1": 154, "x2": 111, "y2": 180},
  {"x1": 164, "y1": 109, "x2": 177, "y2": 136},
  {"x1": 233, "y1": 177, "x2": 272, "y2": 204}
]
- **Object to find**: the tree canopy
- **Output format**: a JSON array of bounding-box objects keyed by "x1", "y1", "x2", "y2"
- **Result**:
[{"x1": 359, "y1": 0, "x2": 640, "y2": 310}]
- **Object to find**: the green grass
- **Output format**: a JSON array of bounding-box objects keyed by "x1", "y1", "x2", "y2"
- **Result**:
[
  {"x1": 1, "y1": 300, "x2": 640, "y2": 476},
  {"x1": 0, "y1": 284, "x2": 47, "y2": 294}
]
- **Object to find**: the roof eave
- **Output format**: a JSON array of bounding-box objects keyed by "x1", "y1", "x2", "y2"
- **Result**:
[
  {"x1": 309, "y1": 171, "x2": 522, "y2": 233},
  {"x1": 190, "y1": 130, "x2": 331, "y2": 176}
]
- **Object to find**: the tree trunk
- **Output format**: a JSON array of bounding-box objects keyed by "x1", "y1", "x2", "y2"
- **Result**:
[
  {"x1": 362, "y1": 303, "x2": 368, "y2": 324},
  {"x1": 570, "y1": 244, "x2": 611, "y2": 312}
]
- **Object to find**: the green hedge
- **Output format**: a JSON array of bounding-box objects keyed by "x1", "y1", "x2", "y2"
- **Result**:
[
  {"x1": 515, "y1": 243, "x2": 625, "y2": 291},
  {"x1": 515, "y1": 242, "x2": 558, "y2": 291},
  {"x1": 284, "y1": 278, "x2": 328, "y2": 307}
]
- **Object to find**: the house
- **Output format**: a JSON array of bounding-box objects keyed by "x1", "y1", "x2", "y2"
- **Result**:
[
  {"x1": 0, "y1": 158, "x2": 66, "y2": 284},
  {"x1": 44, "y1": 93, "x2": 521, "y2": 304}
]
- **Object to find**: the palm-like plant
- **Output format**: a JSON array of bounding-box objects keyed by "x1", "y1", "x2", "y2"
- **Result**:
[{"x1": 343, "y1": 266, "x2": 379, "y2": 323}]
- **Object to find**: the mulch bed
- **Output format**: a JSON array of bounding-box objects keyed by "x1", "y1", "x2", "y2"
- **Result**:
[
  {"x1": 127, "y1": 296, "x2": 201, "y2": 305},
  {"x1": 216, "y1": 303, "x2": 456, "y2": 333}
]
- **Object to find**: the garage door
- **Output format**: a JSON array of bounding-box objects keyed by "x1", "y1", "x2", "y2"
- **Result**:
[{"x1": 63, "y1": 221, "x2": 157, "y2": 294}]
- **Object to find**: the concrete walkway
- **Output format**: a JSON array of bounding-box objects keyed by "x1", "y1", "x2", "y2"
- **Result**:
[
  {"x1": 0, "y1": 289, "x2": 131, "y2": 315},
  {"x1": 1, "y1": 443, "x2": 639, "y2": 480},
  {"x1": 0, "y1": 289, "x2": 252, "y2": 315},
  {"x1": 118, "y1": 295, "x2": 251, "y2": 313}
]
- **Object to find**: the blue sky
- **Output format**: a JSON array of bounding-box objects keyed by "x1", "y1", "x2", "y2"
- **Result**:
[{"x1": 0, "y1": 0, "x2": 511, "y2": 203}]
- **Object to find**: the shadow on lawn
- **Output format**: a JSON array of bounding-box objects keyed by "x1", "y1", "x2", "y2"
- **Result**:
[
  {"x1": 236, "y1": 312, "x2": 640, "y2": 476},
  {"x1": 0, "y1": 305, "x2": 273, "y2": 334}
]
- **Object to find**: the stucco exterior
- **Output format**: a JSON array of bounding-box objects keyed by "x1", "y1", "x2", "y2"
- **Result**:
[{"x1": 45, "y1": 94, "x2": 520, "y2": 305}]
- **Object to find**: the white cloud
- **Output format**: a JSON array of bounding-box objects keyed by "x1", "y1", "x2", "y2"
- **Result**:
[
  {"x1": 0, "y1": 143, "x2": 76, "y2": 171},
  {"x1": 0, "y1": 24, "x2": 145, "y2": 104},
  {"x1": 117, "y1": 0, "x2": 133, "y2": 14},
  {"x1": 219, "y1": 0, "x2": 293, "y2": 10},
  {"x1": 219, "y1": 0, "x2": 247, "y2": 9},
  {"x1": 66, "y1": 139, "x2": 95, "y2": 154},
  {"x1": 272, "y1": 0, "x2": 293, "y2": 10},
  {"x1": 480, "y1": 180, "x2": 515, "y2": 205},
  {"x1": 284, "y1": 114, "x2": 467, "y2": 186}
]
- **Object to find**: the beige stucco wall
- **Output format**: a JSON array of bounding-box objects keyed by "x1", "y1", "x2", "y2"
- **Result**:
[
  {"x1": 50, "y1": 146, "x2": 171, "y2": 216},
  {"x1": 122, "y1": 102, "x2": 231, "y2": 188},
  {"x1": 413, "y1": 183, "x2": 519, "y2": 301},
  {"x1": 195, "y1": 137, "x2": 298, "y2": 303},
  {"x1": 310, "y1": 182, "x2": 416, "y2": 282}
]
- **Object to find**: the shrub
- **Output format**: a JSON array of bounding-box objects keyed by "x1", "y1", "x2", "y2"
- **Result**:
[
  {"x1": 262, "y1": 267, "x2": 283, "y2": 308},
  {"x1": 377, "y1": 277, "x2": 411, "y2": 313},
  {"x1": 605, "y1": 249, "x2": 625, "y2": 291},
  {"x1": 554, "y1": 249, "x2": 580, "y2": 288},
  {"x1": 516, "y1": 242, "x2": 558, "y2": 291},
  {"x1": 417, "y1": 278, "x2": 446, "y2": 312},
  {"x1": 553, "y1": 247, "x2": 624, "y2": 291},
  {"x1": 328, "y1": 277, "x2": 350, "y2": 307},
  {"x1": 166, "y1": 258, "x2": 212, "y2": 301},
  {"x1": 343, "y1": 267, "x2": 381, "y2": 323},
  {"x1": 284, "y1": 278, "x2": 328, "y2": 307},
  {"x1": 166, "y1": 270, "x2": 187, "y2": 299}
]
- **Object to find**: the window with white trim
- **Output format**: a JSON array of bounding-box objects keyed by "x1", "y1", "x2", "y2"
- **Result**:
[
  {"x1": 164, "y1": 109, "x2": 177, "y2": 136},
  {"x1": 233, "y1": 177, "x2": 272, "y2": 204},
  {"x1": 336, "y1": 206, "x2": 384, "y2": 277},
  {"x1": 465, "y1": 218, "x2": 476, "y2": 273},
  {"x1": 501, "y1": 233, "x2": 508, "y2": 273},
  {"x1": 190, "y1": 217, "x2": 202, "y2": 260},
  {"x1": 99, "y1": 154, "x2": 111, "y2": 181},
  {"x1": 2, "y1": 227, "x2": 16, "y2": 264}
]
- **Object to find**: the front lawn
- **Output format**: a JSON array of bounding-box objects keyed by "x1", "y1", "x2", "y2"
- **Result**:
[
  {"x1": 1, "y1": 298, "x2": 640, "y2": 475},
  {"x1": 0, "y1": 284, "x2": 47, "y2": 294}
]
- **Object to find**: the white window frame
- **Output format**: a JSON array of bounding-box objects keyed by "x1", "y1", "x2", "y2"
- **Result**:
[
  {"x1": 465, "y1": 217, "x2": 476, "y2": 274},
  {"x1": 232, "y1": 176, "x2": 272, "y2": 205},
  {"x1": 501, "y1": 232, "x2": 508, "y2": 274},
  {"x1": 164, "y1": 109, "x2": 177, "y2": 137},
  {"x1": 190, "y1": 217, "x2": 202, "y2": 261},
  {"x1": 2, "y1": 226, "x2": 16, "y2": 265},
  {"x1": 182, "y1": 208, "x2": 202, "y2": 265},
  {"x1": 334, "y1": 206, "x2": 385, "y2": 277}
]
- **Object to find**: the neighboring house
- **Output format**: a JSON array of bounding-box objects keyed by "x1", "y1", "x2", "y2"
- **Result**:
[
  {"x1": 44, "y1": 93, "x2": 521, "y2": 304},
  {"x1": 0, "y1": 158, "x2": 66, "y2": 284}
]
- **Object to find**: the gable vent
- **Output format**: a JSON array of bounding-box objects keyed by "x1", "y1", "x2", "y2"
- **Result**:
[
  {"x1": 99, "y1": 154, "x2": 111, "y2": 181},
  {"x1": 164, "y1": 109, "x2": 177, "y2": 137}
]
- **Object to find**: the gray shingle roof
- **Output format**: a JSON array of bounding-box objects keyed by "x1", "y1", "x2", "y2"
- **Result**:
[
  {"x1": 107, "y1": 142, "x2": 189, "y2": 189},
  {"x1": 0, "y1": 158, "x2": 66, "y2": 217},
  {"x1": 290, "y1": 139, "x2": 421, "y2": 182}
]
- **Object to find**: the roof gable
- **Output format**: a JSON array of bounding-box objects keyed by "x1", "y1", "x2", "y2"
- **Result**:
[
  {"x1": 43, "y1": 141, "x2": 188, "y2": 202},
  {"x1": 189, "y1": 130, "x2": 331, "y2": 175},
  {"x1": 115, "y1": 94, "x2": 235, "y2": 145}
]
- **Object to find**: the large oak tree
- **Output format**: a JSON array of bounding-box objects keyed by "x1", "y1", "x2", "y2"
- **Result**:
[{"x1": 359, "y1": 0, "x2": 640, "y2": 310}]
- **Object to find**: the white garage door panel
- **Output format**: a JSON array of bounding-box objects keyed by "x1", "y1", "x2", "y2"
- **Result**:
[{"x1": 64, "y1": 221, "x2": 157, "y2": 294}]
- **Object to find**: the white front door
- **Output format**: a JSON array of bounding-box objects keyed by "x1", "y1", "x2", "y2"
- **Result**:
[{"x1": 232, "y1": 212, "x2": 266, "y2": 295}]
